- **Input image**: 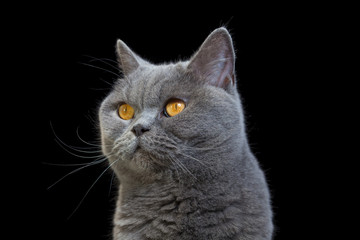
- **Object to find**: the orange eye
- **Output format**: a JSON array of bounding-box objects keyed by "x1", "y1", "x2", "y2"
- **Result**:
[
  {"x1": 118, "y1": 103, "x2": 134, "y2": 120},
  {"x1": 165, "y1": 99, "x2": 186, "y2": 117}
]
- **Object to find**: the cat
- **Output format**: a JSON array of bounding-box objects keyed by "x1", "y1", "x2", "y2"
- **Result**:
[{"x1": 99, "y1": 27, "x2": 273, "y2": 240}]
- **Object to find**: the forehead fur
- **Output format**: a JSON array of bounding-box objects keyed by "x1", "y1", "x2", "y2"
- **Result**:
[{"x1": 112, "y1": 61, "x2": 197, "y2": 108}]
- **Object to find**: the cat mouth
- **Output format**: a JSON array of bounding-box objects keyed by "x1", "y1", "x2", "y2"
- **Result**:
[
  {"x1": 134, "y1": 145, "x2": 158, "y2": 161},
  {"x1": 112, "y1": 133, "x2": 174, "y2": 170},
  {"x1": 134, "y1": 139, "x2": 170, "y2": 167},
  {"x1": 130, "y1": 148, "x2": 168, "y2": 172}
]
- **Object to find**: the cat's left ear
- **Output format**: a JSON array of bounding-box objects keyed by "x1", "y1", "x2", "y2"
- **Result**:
[
  {"x1": 116, "y1": 40, "x2": 145, "y2": 76},
  {"x1": 187, "y1": 27, "x2": 236, "y2": 90}
]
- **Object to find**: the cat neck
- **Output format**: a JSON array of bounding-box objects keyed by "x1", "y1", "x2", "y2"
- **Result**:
[
  {"x1": 114, "y1": 179, "x2": 238, "y2": 238},
  {"x1": 112, "y1": 142, "x2": 262, "y2": 239},
  {"x1": 117, "y1": 139, "x2": 252, "y2": 201}
]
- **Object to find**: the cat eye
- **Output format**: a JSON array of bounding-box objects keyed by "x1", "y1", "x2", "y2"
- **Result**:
[
  {"x1": 118, "y1": 103, "x2": 135, "y2": 120},
  {"x1": 164, "y1": 99, "x2": 186, "y2": 117}
]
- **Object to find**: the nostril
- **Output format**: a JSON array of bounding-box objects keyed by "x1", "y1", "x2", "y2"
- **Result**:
[{"x1": 132, "y1": 124, "x2": 150, "y2": 137}]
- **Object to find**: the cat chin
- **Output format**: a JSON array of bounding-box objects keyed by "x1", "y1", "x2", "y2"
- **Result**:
[
  {"x1": 131, "y1": 148, "x2": 170, "y2": 171},
  {"x1": 109, "y1": 147, "x2": 170, "y2": 181}
]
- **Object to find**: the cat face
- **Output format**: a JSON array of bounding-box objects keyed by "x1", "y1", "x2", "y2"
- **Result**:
[{"x1": 99, "y1": 28, "x2": 245, "y2": 183}]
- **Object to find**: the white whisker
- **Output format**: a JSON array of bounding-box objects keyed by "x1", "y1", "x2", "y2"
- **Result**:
[
  {"x1": 79, "y1": 62, "x2": 122, "y2": 78},
  {"x1": 54, "y1": 138, "x2": 105, "y2": 159},
  {"x1": 76, "y1": 127, "x2": 105, "y2": 148},
  {"x1": 47, "y1": 157, "x2": 108, "y2": 190},
  {"x1": 177, "y1": 152, "x2": 213, "y2": 170},
  {"x1": 169, "y1": 155, "x2": 197, "y2": 181},
  {"x1": 43, "y1": 160, "x2": 104, "y2": 167},
  {"x1": 51, "y1": 123, "x2": 103, "y2": 156},
  {"x1": 85, "y1": 55, "x2": 121, "y2": 72},
  {"x1": 167, "y1": 156, "x2": 183, "y2": 186},
  {"x1": 67, "y1": 158, "x2": 119, "y2": 219}
]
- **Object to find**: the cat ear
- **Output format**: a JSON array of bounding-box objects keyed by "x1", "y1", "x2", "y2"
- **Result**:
[
  {"x1": 116, "y1": 40, "x2": 143, "y2": 76},
  {"x1": 188, "y1": 27, "x2": 236, "y2": 90}
]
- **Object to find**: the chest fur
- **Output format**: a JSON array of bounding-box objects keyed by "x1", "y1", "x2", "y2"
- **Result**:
[{"x1": 112, "y1": 188, "x2": 245, "y2": 240}]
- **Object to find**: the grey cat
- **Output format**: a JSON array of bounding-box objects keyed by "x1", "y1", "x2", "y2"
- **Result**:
[{"x1": 99, "y1": 28, "x2": 273, "y2": 240}]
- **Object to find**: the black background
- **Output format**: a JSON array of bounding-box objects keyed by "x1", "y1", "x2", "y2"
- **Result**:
[{"x1": 8, "y1": 5, "x2": 333, "y2": 240}]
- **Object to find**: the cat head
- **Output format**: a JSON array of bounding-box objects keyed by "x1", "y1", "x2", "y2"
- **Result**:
[{"x1": 99, "y1": 28, "x2": 246, "y2": 184}]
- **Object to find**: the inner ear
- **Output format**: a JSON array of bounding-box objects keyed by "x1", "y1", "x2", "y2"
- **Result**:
[
  {"x1": 215, "y1": 57, "x2": 235, "y2": 88},
  {"x1": 187, "y1": 27, "x2": 236, "y2": 90}
]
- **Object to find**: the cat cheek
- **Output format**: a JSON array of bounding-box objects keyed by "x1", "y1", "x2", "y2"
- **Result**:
[
  {"x1": 162, "y1": 117, "x2": 196, "y2": 140},
  {"x1": 100, "y1": 135, "x2": 113, "y2": 157}
]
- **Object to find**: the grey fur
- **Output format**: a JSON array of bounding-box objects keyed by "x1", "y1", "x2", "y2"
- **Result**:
[{"x1": 99, "y1": 28, "x2": 273, "y2": 240}]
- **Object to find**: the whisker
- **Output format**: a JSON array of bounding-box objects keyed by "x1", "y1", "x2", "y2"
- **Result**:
[
  {"x1": 169, "y1": 155, "x2": 197, "y2": 181},
  {"x1": 99, "y1": 78, "x2": 114, "y2": 87},
  {"x1": 84, "y1": 55, "x2": 121, "y2": 72},
  {"x1": 167, "y1": 156, "x2": 183, "y2": 186},
  {"x1": 67, "y1": 158, "x2": 119, "y2": 219},
  {"x1": 183, "y1": 133, "x2": 237, "y2": 152},
  {"x1": 76, "y1": 127, "x2": 104, "y2": 149},
  {"x1": 43, "y1": 160, "x2": 105, "y2": 167},
  {"x1": 46, "y1": 157, "x2": 108, "y2": 190},
  {"x1": 79, "y1": 62, "x2": 122, "y2": 78},
  {"x1": 182, "y1": 145, "x2": 222, "y2": 152},
  {"x1": 94, "y1": 57, "x2": 119, "y2": 65},
  {"x1": 49, "y1": 119, "x2": 117, "y2": 220},
  {"x1": 57, "y1": 138, "x2": 103, "y2": 154},
  {"x1": 54, "y1": 138, "x2": 105, "y2": 159},
  {"x1": 141, "y1": 135, "x2": 197, "y2": 181},
  {"x1": 177, "y1": 152, "x2": 213, "y2": 170},
  {"x1": 51, "y1": 122, "x2": 103, "y2": 156}
]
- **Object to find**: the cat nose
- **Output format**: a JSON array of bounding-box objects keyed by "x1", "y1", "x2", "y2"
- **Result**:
[{"x1": 132, "y1": 124, "x2": 150, "y2": 137}]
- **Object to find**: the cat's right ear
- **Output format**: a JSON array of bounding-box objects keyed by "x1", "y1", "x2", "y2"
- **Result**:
[
  {"x1": 116, "y1": 40, "x2": 142, "y2": 76},
  {"x1": 187, "y1": 28, "x2": 236, "y2": 91}
]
